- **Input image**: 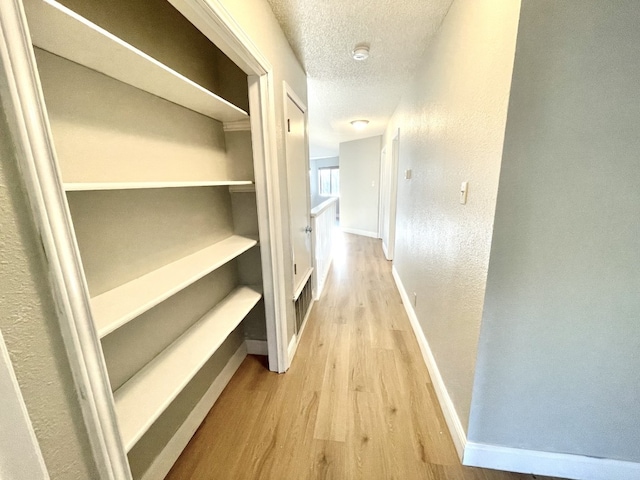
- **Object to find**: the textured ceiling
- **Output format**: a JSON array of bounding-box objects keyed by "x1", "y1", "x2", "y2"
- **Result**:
[{"x1": 266, "y1": 0, "x2": 454, "y2": 158}]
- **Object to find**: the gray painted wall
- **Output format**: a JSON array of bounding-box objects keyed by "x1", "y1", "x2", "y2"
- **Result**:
[
  {"x1": 339, "y1": 136, "x2": 381, "y2": 236},
  {"x1": 384, "y1": 0, "x2": 520, "y2": 430},
  {"x1": 469, "y1": 0, "x2": 640, "y2": 462},
  {"x1": 0, "y1": 90, "x2": 98, "y2": 478}
]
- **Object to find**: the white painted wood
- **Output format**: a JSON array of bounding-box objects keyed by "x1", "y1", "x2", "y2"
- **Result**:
[
  {"x1": 25, "y1": 0, "x2": 248, "y2": 122},
  {"x1": 464, "y1": 442, "x2": 640, "y2": 480},
  {"x1": 140, "y1": 342, "x2": 247, "y2": 480},
  {"x1": 392, "y1": 266, "x2": 467, "y2": 460},
  {"x1": 170, "y1": 0, "x2": 289, "y2": 374},
  {"x1": 93, "y1": 235, "x2": 257, "y2": 338},
  {"x1": 223, "y1": 118, "x2": 252, "y2": 132},
  {"x1": 245, "y1": 339, "x2": 268, "y2": 356},
  {"x1": 0, "y1": 1, "x2": 131, "y2": 478},
  {"x1": 65, "y1": 181, "x2": 252, "y2": 192},
  {"x1": 310, "y1": 197, "x2": 337, "y2": 300},
  {"x1": 0, "y1": 331, "x2": 50, "y2": 480},
  {"x1": 284, "y1": 84, "x2": 313, "y2": 301},
  {"x1": 114, "y1": 285, "x2": 262, "y2": 451},
  {"x1": 380, "y1": 130, "x2": 400, "y2": 260},
  {"x1": 229, "y1": 184, "x2": 257, "y2": 193}
]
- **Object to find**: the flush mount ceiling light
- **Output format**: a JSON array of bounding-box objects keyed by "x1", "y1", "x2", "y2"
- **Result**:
[
  {"x1": 350, "y1": 119, "x2": 369, "y2": 130},
  {"x1": 352, "y1": 43, "x2": 370, "y2": 61}
]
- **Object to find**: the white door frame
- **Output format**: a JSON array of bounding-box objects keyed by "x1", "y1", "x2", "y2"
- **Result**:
[
  {"x1": 0, "y1": 1, "x2": 289, "y2": 478},
  {"x1": 380, "y1": 129, "x2": 400, "y2": 261}
]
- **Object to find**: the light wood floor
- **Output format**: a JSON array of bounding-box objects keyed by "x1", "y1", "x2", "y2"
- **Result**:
[{"x1": 166, "y1": 233, "x2": 558, "y2": 480}]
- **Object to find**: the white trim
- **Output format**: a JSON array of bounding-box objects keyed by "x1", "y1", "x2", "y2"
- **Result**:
[
  {"x1": 169, "y1": 0, "x2": 289, "y2": 374},
  {"x1": 341, "y1": 227, "x2": 379, "y2": 239},
  {"x1": 0, "y1": 2, "x2": 131, "y2": 478},
  {"x1": 245, "y1": 339, "x2": 268, "y2": 356},
  {"x1": 381, "y1": 241, "x2": 389, "y2": 260},
  {"x1": 140, "y1": 343, "x2": 247, "y2": 480},
  {"x1": 0, "y1": 331, "x2": 50, "y2": 480},
  {"x1": 392, "y1": 266, "x2": 467, "y2": 460},
  {"x1": 463, "y1": 442, "x2": 640, "y2": 480}
]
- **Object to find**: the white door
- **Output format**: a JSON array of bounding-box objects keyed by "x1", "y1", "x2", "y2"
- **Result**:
[
  {"x1": 380, "y1": 130, "x2": 400, "y2": 260},
  {"x1": 285, "y1": 90, "x2": 312, "y2": 297}
]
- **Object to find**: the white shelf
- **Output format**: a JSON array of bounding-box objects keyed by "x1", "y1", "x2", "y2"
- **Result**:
[
  {"x1": 114, "y1": 285, "x2": 261, "y2": 451},
  {"x1": 25, "y1": 0, "x2": 248, "y2": 122},
  {"x1": 64, "y1": 180, "x2": 253, "y2": 192},
  {"x1": 92, "y1": 235, "x2": 257, "y2": 338},
  {"x1": 228, "y1": 184, "x2": 256, "y2": 193}
]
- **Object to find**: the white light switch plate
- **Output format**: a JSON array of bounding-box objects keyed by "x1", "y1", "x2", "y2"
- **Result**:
[{"x1": 460, "y1": 181, "x2": 468, "y2": 204}]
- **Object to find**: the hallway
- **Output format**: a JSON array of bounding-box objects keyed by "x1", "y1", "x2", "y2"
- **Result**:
[{"x1": 166, "y1": 233, "x2": 555, "y2": 480}]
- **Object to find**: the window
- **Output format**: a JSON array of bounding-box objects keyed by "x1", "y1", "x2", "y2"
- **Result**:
[{"x1": 318, "y1": 167, "x2": 339, "y2": 197}]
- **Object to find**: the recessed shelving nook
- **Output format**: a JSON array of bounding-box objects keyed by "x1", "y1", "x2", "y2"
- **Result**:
[{"x1": 22, "y1": 0, "x2": 270, "y2": 477}]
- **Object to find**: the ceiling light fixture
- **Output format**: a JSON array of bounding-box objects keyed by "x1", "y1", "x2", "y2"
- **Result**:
[
  {"x1": 350, "y1": 119, "x2": 369, "y2": 130},
  {"x1": 352, "y1": 43, "x2": 370, "y2": 61}
]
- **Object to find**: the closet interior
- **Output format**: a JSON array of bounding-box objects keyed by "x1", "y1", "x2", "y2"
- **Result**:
[{"x1": 23, "y1": 0, "x2": 269, "y2": 477}]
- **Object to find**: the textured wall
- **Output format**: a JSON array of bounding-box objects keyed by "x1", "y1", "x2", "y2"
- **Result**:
[
  {"x1": 219, "y1": 0, "x2": 308, "y2": 343},
  {"x1": 384, "y1": 0, "x2": 520, "y2": 430},
  {"x1": 469, "y1": 0, "x2": 640, "y2": 462},
  {"x1": 0, "y1": 96, "x2": 97, "y2": 477},
  {"x1": 339, "y1": 136, "x2": 381, "y2": 236}
]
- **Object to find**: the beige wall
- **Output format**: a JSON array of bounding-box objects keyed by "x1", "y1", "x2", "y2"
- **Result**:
[
  {"x1": 218, "y1": 0, "x2": 307, "y2": 343},
  {"x1": 0, "y1": 89, "x2": 97, "y2": 478},
  {"x1": 339, "y1": 136, "x2": 381, "y2": 236},
  {"x1": 384, "y1": 0, "x2": 520, "y2": 430},
  {"x1": 469, "y1": 0, "x2": 640, "y2": 462}
]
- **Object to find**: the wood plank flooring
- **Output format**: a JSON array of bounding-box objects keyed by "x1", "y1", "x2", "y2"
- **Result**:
[{"x1": 166, "y1": 233, "x2": 559, "y2": 480}]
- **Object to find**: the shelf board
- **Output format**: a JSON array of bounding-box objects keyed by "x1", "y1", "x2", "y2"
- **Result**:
[
  {"x1": 92, "y1": 235, "x2": 257, "y2": 338},
  {"x1": 114, "y1": 285, "x2": 262, "y2": 451},
  {"x1": 64, "y1": 180, "x2": 253, "y2": 192},
  {"x1": 26, "y1": 0, "x2": 248, "y2": 122},
  {"x1": 228, "y1": 184, "x2": 256, "y2": 193}
]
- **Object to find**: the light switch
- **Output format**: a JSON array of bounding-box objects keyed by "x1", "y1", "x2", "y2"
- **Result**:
[
  {"x1": 404, "y1": 169, "x2": 412, "y2": 180},
  {"x1": 460, "y1": 181, "x2": 468, "y2": 205}
]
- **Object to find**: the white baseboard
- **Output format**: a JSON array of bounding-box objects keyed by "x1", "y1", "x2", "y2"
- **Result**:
[
  {"x1": 391, "y1": 266, "x2": 467, "y2": 460},
  {"x1": 245, "y1": 339, "x2": 268, "y2": 356},
  {"x1": 464, "y1": 442, "x2": 640, "y2": 480},
  {"x1": 141, "y1": 343, "x2": 248, "y2": 480},
  {"x1": 313, "y1": 252, "x2": 333, "y2": 300},
  {"x1": 340, "y1": 226, "x2": 379, "y2": 238}
]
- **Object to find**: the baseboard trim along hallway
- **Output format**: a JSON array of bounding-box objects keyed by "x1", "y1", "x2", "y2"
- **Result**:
[
  {"x1": 463, "y1": 442, "x2": 640, "y2": 480},
  {"x1": 393, "y1": 264, "x2": 640, "y2": 480},
  {"x1": 392, "y1": 265, "x2": 467, "y2": 460}
]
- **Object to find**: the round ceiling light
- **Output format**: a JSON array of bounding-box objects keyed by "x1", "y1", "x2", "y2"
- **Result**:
[
  {"x1": 350, "y1": 119, "x2": 370, "y2": 130},
  {"x1": 352, "y1": 44, "x2": 370, "y2": 61}
]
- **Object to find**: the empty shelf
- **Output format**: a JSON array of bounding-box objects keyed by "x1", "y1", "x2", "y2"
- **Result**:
[
  {"x1": 64, "y1": 180, "x2": 253, "y2": 192},
  {"x1": 25, "y1": 0, "x2": 248, "y2": 122},
  {"x1": 92, "y1": 235, "x2": 258, "y2": 338},
  {"x1": 114, "y1": 285, "x2": 262, "y2": 451}
]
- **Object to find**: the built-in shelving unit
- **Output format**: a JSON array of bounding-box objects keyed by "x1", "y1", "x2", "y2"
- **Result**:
[
  {"x1": 93, "y1": 235, "x2": 258, "y2": 338},
  {"x1": 65, "y1": 181, "x2": 253, "y2": 192},
  {"x1": 23, "y1": 0, "x2": 267, "y2": 477},
  {"x1": 25, "y1": 0, "x2": 248, "y2": 122},
  {"x1": 114, "y1": 285, "x2": 262, "y2": 451}
]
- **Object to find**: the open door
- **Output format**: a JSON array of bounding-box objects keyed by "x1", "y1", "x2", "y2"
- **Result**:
[{"x1": 381, "y1": 129, "x2": 400, "y2": 260}]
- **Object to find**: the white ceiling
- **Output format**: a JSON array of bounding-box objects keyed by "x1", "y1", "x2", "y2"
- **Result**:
[{"x1": 266, "y1": 0, "x2": 454, "y2": 158}]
